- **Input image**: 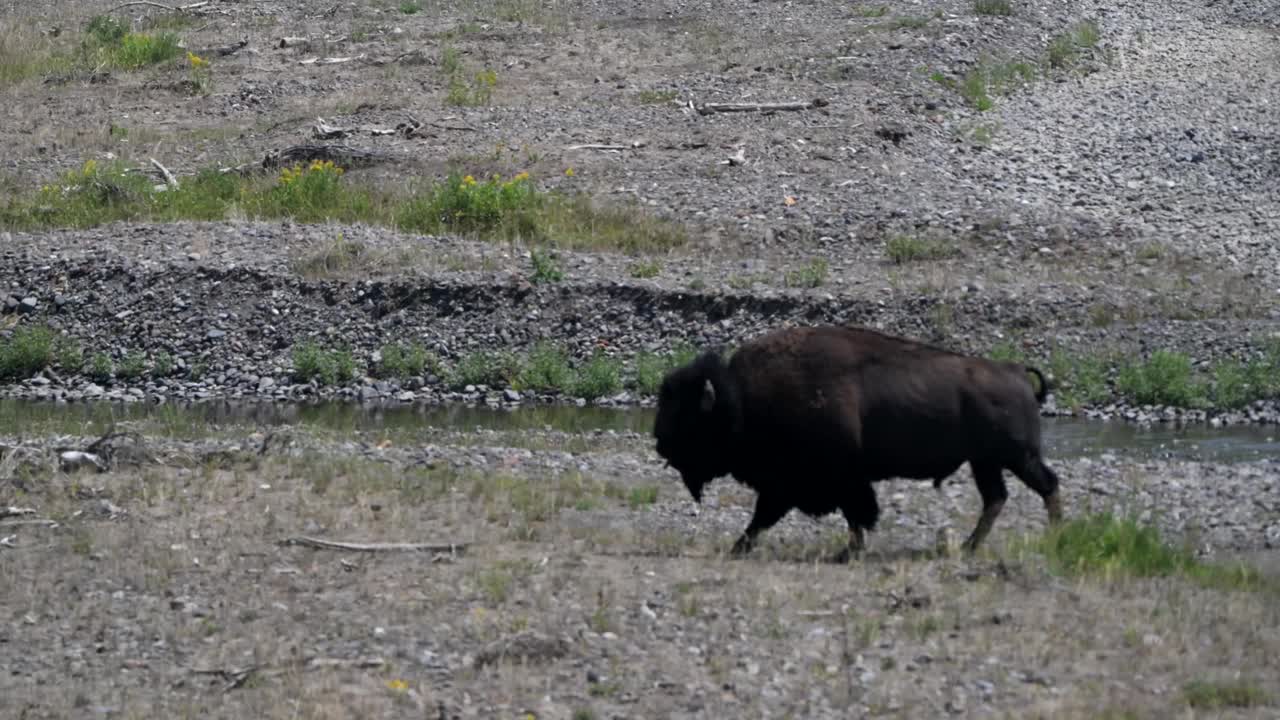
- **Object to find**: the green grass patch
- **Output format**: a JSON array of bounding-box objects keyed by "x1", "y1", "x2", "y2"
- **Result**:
[
  {"x1": 784, "y1": 259, "x2": 829, "y2": 288},
  {"x1": 399, "y1": 0, "x2": 422, "y2": 13},
  {"x1": 0, "y1": 161, "x2": 687, "y2": 255},
  {"x1": 292, "y1": 342, "x2": 360, "y2": 386},
  {"x1": 517, "y1": 342, "x2": 575, "y2": 393},
  {"x1": 115, "y1": 350, "x2": 147, "y2": 380},
  {"x1": 573, "y1": 351, "x2": 623, "y2": 401},
  {"x1": 529, "y1": 247, "x2": 564, "y2": 283},
  {"x1": 1048, "y1": 351, "x2": 1110, "y2": 409},
  {"x1": 1048, "y1": 20, "x2": 1101, "y2": 69},
  {"x1": 1029, "y1": 512, "x2": 1265, "y2": 592},
  {"x1": 973, "y1": 0, "x2": 1014, "y2": 16},
  {"x1": 628, "y1": 259, "x2": 662, "y2": 279},
  {"x1": 0, "y1": 325, "x2": 56, "y2": 380},
  {"x1": 1115, "y1": 350, "x2": 1204, "y2": 407},
  {"x1": 885, "y1": 234, "x2": 955, "y2": 263},
  {"x1": 1182, "y1": 680, "x2": 1271, "y2": 710},
  {"x1": 627, "y1": 485, "x2": 659, "y2": 509},
  {"x1": 376, "y1": 343, "x2": 440, "y2": 380},
  {"x1": 450, "y1": 349, "x2": 524, "y2": 390},
  {"x1": 637, "y1": 89, "x2": 678, "y2": 105}
]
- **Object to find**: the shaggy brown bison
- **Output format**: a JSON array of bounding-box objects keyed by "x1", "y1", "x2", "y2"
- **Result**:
[{"x1": 652, "y1": 324, "x2": 1064, "y2": 559}]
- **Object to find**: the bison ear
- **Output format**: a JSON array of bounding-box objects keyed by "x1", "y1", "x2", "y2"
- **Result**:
[{"x1": 700, "y1": 378, "x2": 716, "y2": 412}]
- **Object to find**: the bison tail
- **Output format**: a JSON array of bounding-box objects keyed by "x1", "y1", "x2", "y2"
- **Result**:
[{"x1": 1025, "y1": 366, "x2": 1049, "y2": 404}]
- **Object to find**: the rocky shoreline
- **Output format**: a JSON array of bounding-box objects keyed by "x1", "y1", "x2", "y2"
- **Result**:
[{"x1": 2, "y1": 220, "x2": 1279, "y2": 426}]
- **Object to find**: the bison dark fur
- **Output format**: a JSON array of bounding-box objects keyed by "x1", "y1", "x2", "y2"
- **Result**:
[{"x1": 652, "y1": 324, "x2": 1064, "y2": 559}]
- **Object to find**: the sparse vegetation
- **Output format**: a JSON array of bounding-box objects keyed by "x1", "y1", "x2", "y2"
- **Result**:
[
  {"x1": 1182, "y1": 680, "x2": 1271, "y2": 710},
  {"x1": 115, "y1": 350, "x2": 147, "y2": 380},
  {"x1": 785, "y1": 259, "x2": 829, "y2": 288},
  {"x1": 0, "y1": 325, "x2": 56, "y2": 380},
  {"x1": 291, "y1": 342, "x2": 359, "y2": 386},
  {"x1": 973, "y1": 0, "x2": 1014, "y2": 16},
  {"x1": 1030, "y1": 512, "x2": 1264, "y2": 591},
  {"x1": 573, "y1": 351, "x2": 623, "y2": 400},
  {"x1": 0, "y1": 161, "x2": 687, "y2": 255},
  {"x1": 529, "y1": 247, "x2": 564, "y2": 283},
  {"x1": 1048, "y1": 20, "x2": 1101, "y2": 69},
  {"x1": 885, "y1": 234, "x2": 955, "y2": 263},
  {"x1": 637, "y1": 89, "x2": 678, "y2": 104},
  {"x1": 517, "y1": 342, "x2": 575, "y2": 392},
  {"x1": 628, "y1": 259, "x2": 662, "y2": 278},
  {"x1": 377, "y1": 343, "x2": 440, "y2": 380}
]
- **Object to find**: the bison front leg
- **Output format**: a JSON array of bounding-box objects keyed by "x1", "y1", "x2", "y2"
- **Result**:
[
  {"x1": 964, "y1": 462, "x2": 1008, "y2": 552},
  {"x1": 730, "y1": 494, "x2": 791, "y2": 557}
]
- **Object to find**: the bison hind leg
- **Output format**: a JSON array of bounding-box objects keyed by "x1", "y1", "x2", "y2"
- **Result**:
[
  {"x1": 1011, "y1": 456, "x2": 1064, "y2": 525},
  {"x1": 964, "y1": 461, "x2": 1009, "y2": 553},
  {"x1": 834, "y1": 480, "x2": 879, "y2": 562}
]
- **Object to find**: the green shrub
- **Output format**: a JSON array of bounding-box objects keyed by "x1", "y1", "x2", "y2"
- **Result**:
[
  {"x1": 378, "y1": 342, "x2": 439, "y2": 380},
  {"x1": 116, "y1": 350, "x2": 147, "y2": 379},
  {"x1": 518, "y1": 342, "x2": 574, "y2": 392},
  {"x1": 451, "y1": 350, "x2": 523, "y2": 389},
  {"x1": 1115, "y1": 350, "x2": 1205, "y2": 407},
  {"x1": 573, "y1": 351, "x2": 622, "y2": 400},
  {"x1": 89, "y1": 352, "x2": 113, "y2": 382},
  {"x1": 0, "y1": 325, "x2": 55, "y2": 380},
  {"x1": 292, "y1": 342, "x2": 359, "y2": 386}
]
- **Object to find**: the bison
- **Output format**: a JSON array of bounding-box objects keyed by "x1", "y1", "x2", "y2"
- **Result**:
[{"x1": 652, "y1": 324, "x2": 1063, "y2": 559}]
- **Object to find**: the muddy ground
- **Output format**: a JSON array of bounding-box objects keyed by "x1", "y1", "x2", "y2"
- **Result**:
[
  {"x1": 2, "y1": 0, "x2": 1280, "y2": 717},
  {"x1": 2, "y1": 417, "x2": 1279, "y2": 719}
]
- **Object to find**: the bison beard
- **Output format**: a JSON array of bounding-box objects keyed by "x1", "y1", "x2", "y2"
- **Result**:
[{"x1": 651, "y1": 324, "x2": 1064, "y2": 560}]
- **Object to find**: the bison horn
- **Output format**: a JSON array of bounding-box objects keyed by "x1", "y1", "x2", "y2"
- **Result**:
[{"x1": 700, "y1": 378, "x2": 716, "y2": 412}]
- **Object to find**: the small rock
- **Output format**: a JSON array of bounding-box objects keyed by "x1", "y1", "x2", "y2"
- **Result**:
[
  {"x1": 503, "y1": 389, "x2": 521, "y2": 402},
  {"x1": 206, "y1": 329, "x2": 226, "y2": 339},
  {"x1": 18, "y1": 297, "x2": 38, "y2": 314}
]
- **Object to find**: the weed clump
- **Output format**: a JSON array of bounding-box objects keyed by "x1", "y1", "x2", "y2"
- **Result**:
[
  {"x1": 1031, "y1": 512, "x2": 1263, "y2": 591},
  {"x1": 292, "y1": 342, "x2": 359, "y2": 386},
  {"x1": 0, "y1": 326, "x2": 56, "y2": 380}
]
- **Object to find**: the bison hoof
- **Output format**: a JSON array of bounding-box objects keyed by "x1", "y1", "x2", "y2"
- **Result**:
[
  {"x1": 729, "y1": 537, "x2": 754, "y2": 557},
  {"x1": 831, "y1": 547, "x2": 863, "y2": 564}
]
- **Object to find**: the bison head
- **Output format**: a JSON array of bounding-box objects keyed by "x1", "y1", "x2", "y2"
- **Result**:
[{"x1": 653, "y1": 349, "x2": 737, "y2": 503}]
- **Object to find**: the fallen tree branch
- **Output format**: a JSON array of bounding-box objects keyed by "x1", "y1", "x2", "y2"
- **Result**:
[
  {"x1": 1, "y1": 506, "x2": 36, "y2": 520},
  {"x1": 695, "y1": 98, "x2": 829, "y2": 116},
  {"x1": 0, "y1": 518, "x2": 60, "y2": 528},
  {"x1": 565, "y1": 143, "x2": 630, "y2": 151},
  {"x1": 278, "y1": 536, "x2": 468, "y2": 555},
  {"x1": 299, "y1": 54, "x2": 366, "y2": 66},
  {"x1": 150, "y1": 158, "x2": 179, "y2": 189},
  {"x1": 312, "y1": 117, "x2": 353, "y2": 140},
  {"x1": 106, "y1": 0, "x2": 209, "y2": 13},
  {"x1": 189, "y1": 656, "x2": 386, "y2": 691}
]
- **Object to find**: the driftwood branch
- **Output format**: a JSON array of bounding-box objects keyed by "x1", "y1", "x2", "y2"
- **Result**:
[
  {"x1": 106, "y1": 0, "x2": 209, "y2": 13},
  {"x1": 190, "y1": 656, "x2": 386, "y2": 691},
  {"x1": 312, "y1": 117, "x2": 353, "y2": 140},
  {"x1": 0, "y1": 518, "x2": 60, "y2": 528},
  {"x1": 695, "y1": 98, "x2": 829, "y2": 116},
  {"x1": 299, "y1": 54, "x2": 366, "y2": 66},
  {"x1": 565, "y1": 143, "x2": 629, "y2": 151},
  {"x1": 278, "y1": 536, "x2": 468, "y2": 555},
  {"x1": 150, "y1": 158, "x2": 179, "y2": 189},
  {"x1": 1, "y1": 506, "x2": 37, "y2": 520}
]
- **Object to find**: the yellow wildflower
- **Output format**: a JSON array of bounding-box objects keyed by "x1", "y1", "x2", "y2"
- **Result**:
[
  {"x1": 564, "y1": 167, "x2": 575, "y2": 177},
  {"x1": 462, "y1": 174, "x2": 477, "y2": 186},
  {"x1": 186, "y1": 51, "x2": 207, "y2": 68},
  {"x1": 513, "y1": 171, "x2": 530, "y2": 182},
  {"x1": 386, "y1": 679, "x2": 409, "y2": 692}
]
